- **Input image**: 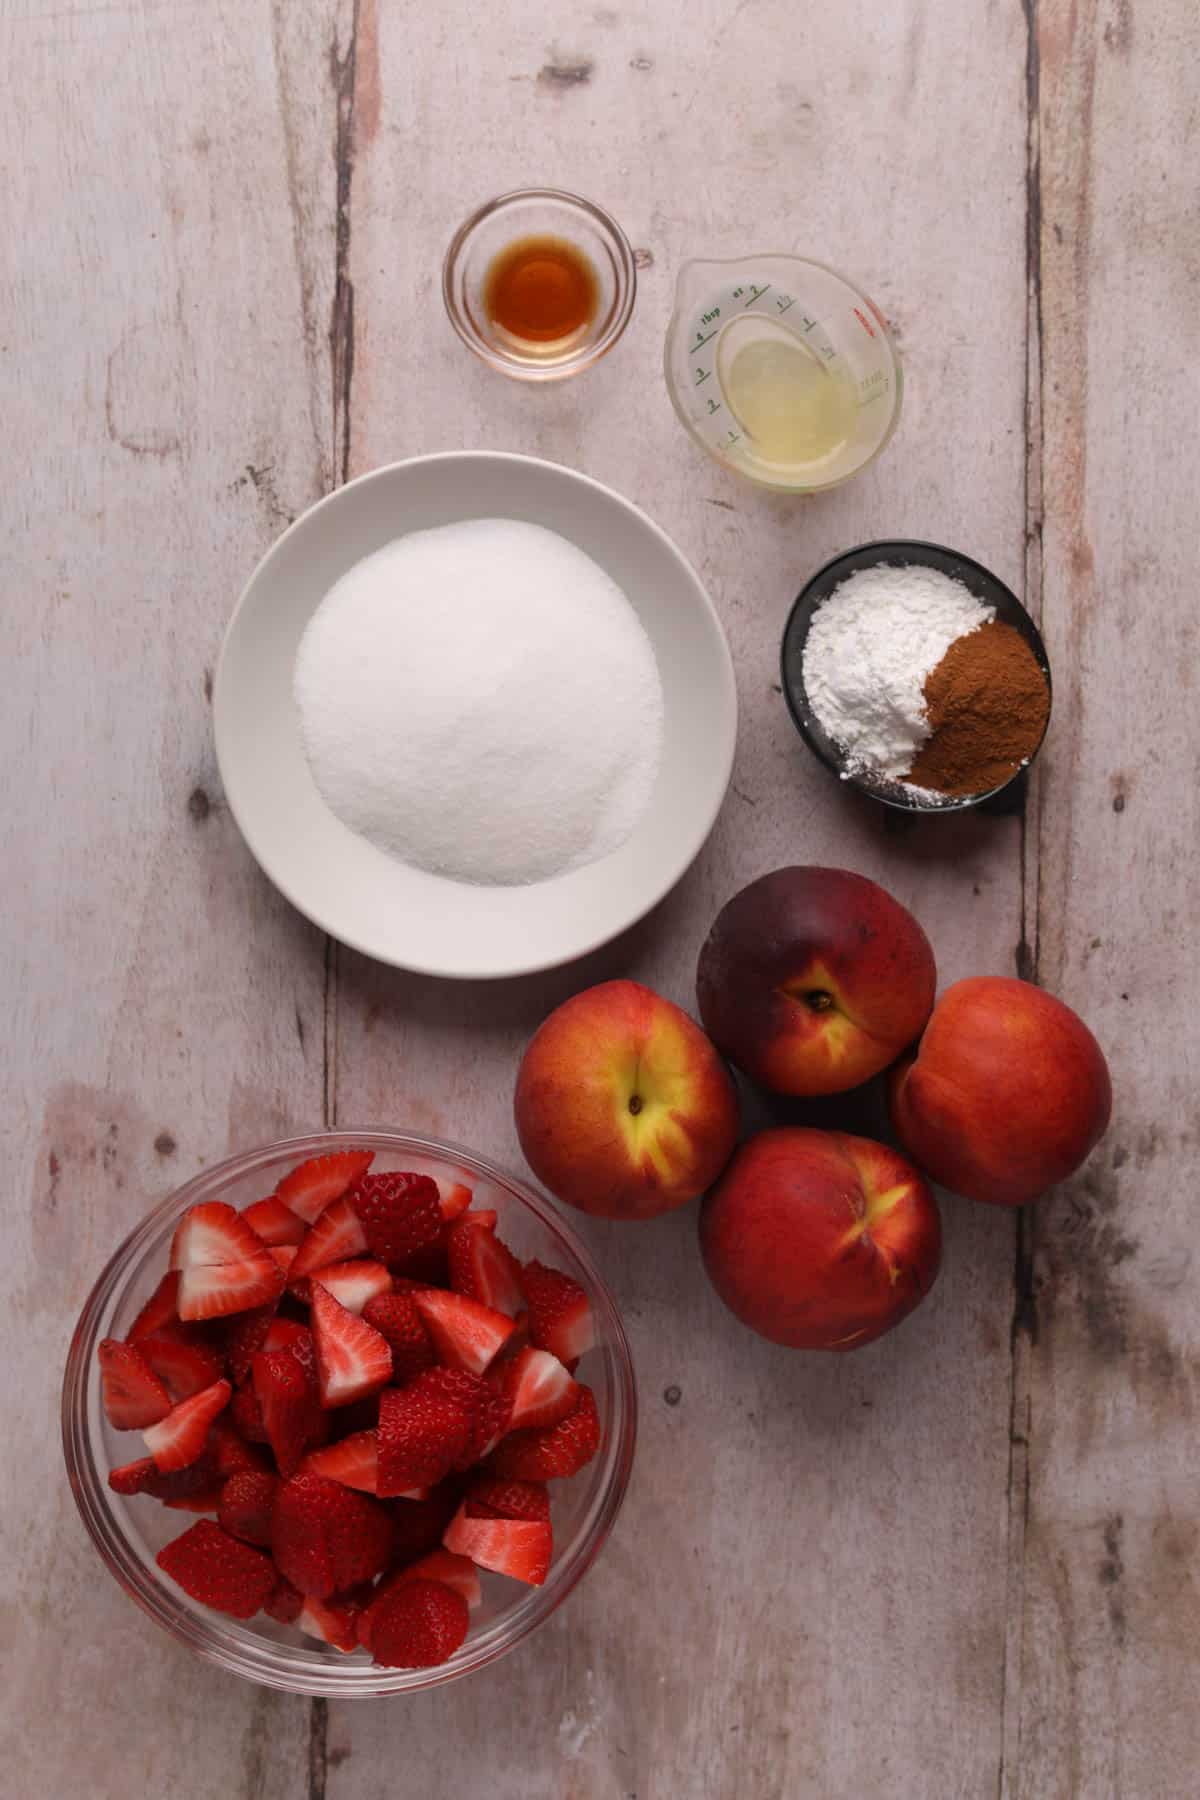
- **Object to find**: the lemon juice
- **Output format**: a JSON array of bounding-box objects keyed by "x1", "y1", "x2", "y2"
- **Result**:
[{"x1": 720, "y1": 330, "x2": 858, "y2": 473}]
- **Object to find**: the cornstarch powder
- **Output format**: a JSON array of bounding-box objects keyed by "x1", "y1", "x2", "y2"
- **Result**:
[
  {"x1": 802, "y1": 564, "x2": 994, "y2": 780},
  {"x1": 294, "y1": 520, "x2": 664, "y2": 885}
]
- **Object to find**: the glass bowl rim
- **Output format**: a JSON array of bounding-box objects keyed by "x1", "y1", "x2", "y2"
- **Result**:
[{"x1": 62, "y1": 1127, "x2": 638, "y2": 1696}]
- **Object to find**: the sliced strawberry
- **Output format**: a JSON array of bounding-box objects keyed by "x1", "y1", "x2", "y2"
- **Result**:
[
  {"x1": 368, "y1": 1577, "x2": 469, "y2": 1669},
  {"x1": 437, "y1": 1182, "x2": 474, "y2": 1223},
  {"x1": 301, "y1": 1259, "x2": 391, "y2": 1315},
  {"x1": 488, "y1": 1385, "x2": 600, "y2": 1481},
  {"x1": 241, "y1": 1196, "x2": 307, "y2": 1246},
  {"x1": 464, "y1": 1477, "x2": 551, "y2": 1523},
  {"x1": 519, "y1": 1261, "x2": 595, "y2": 1365},
  {"x1": 274, "y1": 1150, "x2": 374, "y2": 1224},
  {"x1": 162, "y1": 1481, "x2": 226, "y2": 1513},
  {"x1": 386, "y1": 1482, "x2": 465, "y2": 1565},
  {"x1": 310, "y1": 1281, "x2": 393, "y2": 1408},
  {"x1": 447, "y1": 1215, "x2": 524, "y2": 1317},
  {"x1": 138, "y1": 1323, "x2": 226, "y2": 1402},
  {"x1": 412, "y1": 1288, "x2": 516, "y2": 1375},
  {"x1": 298, "y1": 1593, "x2": 361, "y2": 1653},
  {"x1": 127, "y1": 1270, "x2": 181, "y2": 1341},
  {"x1": 208, "y1": 1415, "x2": 271, "y2": 1478},
  {"x1": 170, "y1": 1201, "x2": 266, "y2": 1271},
  {"x1": 107, "y1": 1450, "x2": 221, "y2": 1502},
  {"x1": 157, "y1": 1518, "x2": 276, "y2": 1619},
  {"x1": 443, "y1": 1509, "x2": 552, "y2": 1586},
  {"x1": 253, "y1": 1342, "x2": 325, "y2": 1477},
  {"x1": 490, "y1": 1345, "x2": 580, "y2": 1432},
  {"x1": 269, "y1": 1244, "x2": 298, "y2": 1275},
  {"x1": 422, "y1": 1367, "x2": 511, "y2": 1466},
  {"x1": 107, "y1": 1455, "x2": 159, "y2": 1495},
  {"x1": 264, "y1": 1316, "x2": 310, "y2": 1353},
  {"x1": 349, "y1": 1172, "x2": 444, "y2": 1267},
  {"x1": 178, "y1": 1251, "x2": 285, "y2": 1323},
  {"x1": 357, "y1": 1550, "x2": 479, "y2": 1654},
  {"x1": 376, "y1": 1376, "x2": 472, "y2": 1496},
  {"x1": 225, "y1": 1306, "x2": 279, "y2": 1386},
  {"x1": 302, "y1": 1429, "x2": 379, "y2": 1495},
  {"x1": 143, "y1": 1378, "x2": 231, "y2": 1472},
  {"x1": 264, "y1": 1575, "x2": 304, "y2": 1624},
  {"x1": 290, "y1": 1196, "x2": 369, "y2": 1281},
  {"x1": 231, "y1": 1382, "x2": 270, "y2": 1444},
  {"x1": 218, "y1": 1470, "x2": 279, "y2": 1546},
  {"x1": 97, "y1": 1338, "x2": 171, "y2": 1429},
  {"x1": 361, "y1": 1292, "x2": 436, "y2": 1384},
  {"x1": 271, "y1": 1471, "x2": 395, "y2": 1598}
]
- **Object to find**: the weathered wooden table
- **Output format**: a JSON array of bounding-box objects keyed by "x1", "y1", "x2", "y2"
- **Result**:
[{"x1": 5, "y1": 2, "x2": 1195, "y2": 1795}]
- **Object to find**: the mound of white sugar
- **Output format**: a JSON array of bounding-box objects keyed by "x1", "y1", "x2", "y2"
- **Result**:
[
  {"x1": 294, "y1": 519, "x2": 664, "y2": 885},
  {"x1": 801, "y1": 563, "x2": 994, "y2": 778}
]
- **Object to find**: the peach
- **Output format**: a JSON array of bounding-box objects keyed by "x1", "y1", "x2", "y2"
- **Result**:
[
  {"x1": 696, "y1": 867, "x2": 936, "y2": 1096},
  {"x1": 889, "y1": 976, "x2": 1112, "y2": 1206},
  {"x1": 700, "y1": 1127, "x2": 941, "y2": 1349},
  {"x1": 514, "y1": 979, "x2": 739, "y2": 1220}
]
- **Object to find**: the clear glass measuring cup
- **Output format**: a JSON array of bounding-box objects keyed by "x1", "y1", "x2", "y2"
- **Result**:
[{"x1": 664, "y1": 254, "x2": 902, "y2": 493}]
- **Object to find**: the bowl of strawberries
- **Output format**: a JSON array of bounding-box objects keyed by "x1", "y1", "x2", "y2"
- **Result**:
[{"x1": 62, "y1": 1130, "x2": 636, "y2": 1694}]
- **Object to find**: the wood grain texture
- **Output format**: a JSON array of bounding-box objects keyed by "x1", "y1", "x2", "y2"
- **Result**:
[
  {"x1": 0, "y1": 1, "x2": 339, "y2": 1794},
  {"x1": 1013, "y1": 2, "x2": 1200, "y2": 1795},
  {"x1": 329, "y1": 3, "x2": 1027, "y2": 1795}
]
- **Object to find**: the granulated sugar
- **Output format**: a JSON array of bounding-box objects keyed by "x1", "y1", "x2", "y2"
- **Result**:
[
  {"x1": 294, "y1": 520, "x2": 664, "y2": 885},
  {"x1": 802, "y1": 564, "x2": 994, "y2": 778}
]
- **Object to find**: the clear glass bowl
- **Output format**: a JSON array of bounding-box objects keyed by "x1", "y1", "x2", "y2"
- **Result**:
[
  {"x1": 442, "y1": 188, "x2": 637, "y2": 381},
  {"x1": 62, "y1": 1130, "x2": 637, "y2": 1696}
]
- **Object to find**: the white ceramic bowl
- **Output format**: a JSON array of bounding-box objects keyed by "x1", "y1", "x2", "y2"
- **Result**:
[{"x1": 214, "y1": 453, "x2": 737, "y2": 978}]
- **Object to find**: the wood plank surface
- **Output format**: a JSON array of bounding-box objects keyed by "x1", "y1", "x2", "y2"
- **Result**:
[
  {"x1": 3, "y1": 0, "x2": 1195, "y2": 1795},
  {"x1": 1013, "y1": 3, "x2": 1200, "y2": 1796},
  {"x1": 329, "y1": 3, "x2": 1027, "y2": 1796},
  {"x1": 0, "y1": 1, "x2": 339, "y2": 1793}
]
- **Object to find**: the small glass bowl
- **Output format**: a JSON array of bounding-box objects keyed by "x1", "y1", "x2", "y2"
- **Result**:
[
  {"x1": 443, "y1": 188, "x2": 637, "y2": 381},
  {"x1": 62, "y1": 1130, "x2": 637, "y2": 1696},
  {"x1": 780, "y1": 539, "x2": 1053, "y2": 814}
]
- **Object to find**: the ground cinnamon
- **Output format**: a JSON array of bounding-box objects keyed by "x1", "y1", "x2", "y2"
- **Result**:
[{"x1": 906, "y1": 619, "x2": 1050, "y2": 796}]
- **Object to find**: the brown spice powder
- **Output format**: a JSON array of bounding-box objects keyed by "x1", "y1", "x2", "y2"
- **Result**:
[{"x1": 906, "y1": 619, "x2": 1050, "y2": 796}]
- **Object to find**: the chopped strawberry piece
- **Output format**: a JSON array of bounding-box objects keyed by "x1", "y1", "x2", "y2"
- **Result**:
[
  {"x1": 138, "y1": 1323, "x2": 226, "y2": 1402},
  {"x1": 443, "y1": 1509, "x2": 552, "y2": 1586},
  {"x1": 412, "y1": 1288, "x2": 516, "y2": 1375},
  {"x1": 361, "y1": 1292, "x2": 436, "y2": 1384},
  {"x1": 271, "y1": 1471, "x2": 394, "y2": 1598},
  {"x1": 242, "y1": 1196, "x2": 307, "y2": 1246},
  {"x1": 208, "y1": 1416, "x2": 271, "y2": 1478},
  {"x1": 463, "y1": 1477, "x2": 551, "y2": 1523},
  {"x1": 264, "y1": 1316, "x2": 311, "y2": 1353},
  {"x1": 127, "y1": 1270, "x2": 181, "y2": 1341},
  {"x1": 162, "y1": 1481, "x2": 226, "y2": 1513},
  {"x1": 519, "y1": 1261, "x2": 595, "y2": 1365},
  {"x1": 170, "y1": 1202, "x2": 266, "y2": 1271},
  {"x1": 490, "y1": 1345, "x2": 580, "y2": 1432},
  {"x1": 157, "y1": 1518, "x2": 276, "y2": 1619},
  {"x1": 303, "y1": 1429, "x2": 380, "y2": 1494},
  {"x1": 488, "y1": 1384, "x2": 600, "y2": 1481},
  {"x1": 447, "y1": 1215, "x2": 524, "y2": 1317},
  {"x1": 269, "y1": 1244, "x2": 298, "y2": 1275},
  {"x1": 107, "y1": 1455, "x2": 158, "y2": 1494},
  {"x1": 264, "y1": 1575, "x2": 304, "y2": 1624},
  {"x1": 253, "y1": 1342, "x2": 325, "y2": 1477},
  {"x1": 98, "y1": 1338, "x2": 172, "y2": 1429},
  {"x1": 310, "y1": 1281, "x2": 393, "y2": 1408},
  {"x1": 298, "y1": 1593, "x2": 361, "y2": 1652},
  {"x1": 108, "y1": 1450, "x2": 220, "y2": 1501},
  {"x1": 376, "y1": 1376, "x2": 472, "y2": 1496},
  {"x1": 386, "y1": 1482, "x2": 464, "y2": 1565},
  {"x1": 290, "y1": 1196, "x2": 369, "y2": 1281},
  {"x1": 218, "y1": 1470, "x2": 279, "y2": 1546},
  {"x1": 301, "y1": 1259, "x2": 391, "y2": 1315},
  {"x1": 178, "y1": 1251, "x2": 285, "y2": 1323},
  {"x1": 349, "y1": 1172, "x2": 444, "y2": 1267},
  {"x1": 368, "y1": 1577, "x2": 469, "y2": 1669},
  {"x1": 437, "y1": 1182, "x2": 474, "y2": 1222},
  {"x1": 143, "y1": 1378, "x2": 232, "y2": 1472},
  {"x1": 225, "y1": 1305, "x2": 280, "y2": 1386},
  {"x1": 357, "y1": 1550, "x2": 479, "y2": 1653},
  {"x1": 274, "y1": 1150, "x2": 374, "y2": 1224},
  {"x1": 230, "y1": 1382, "x2": 270, "y2": 1444}
]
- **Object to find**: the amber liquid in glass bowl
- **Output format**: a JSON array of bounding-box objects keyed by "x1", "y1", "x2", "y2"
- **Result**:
[{"x1": 483, "y1": 235, "x2": 599, "y2": 345}]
